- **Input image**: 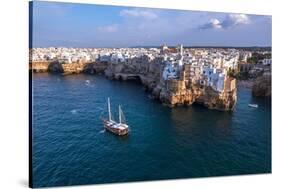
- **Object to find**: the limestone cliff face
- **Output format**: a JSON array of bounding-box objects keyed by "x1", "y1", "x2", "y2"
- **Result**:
[
  {"x1": 30, "y1": 61, "x2": 50, "y2": 73},
  {"x1": 105, "y1": 61, "x2": 160, "y2": 91},
  {"x1": 196, "y1": 86, "x2": 237, "y2": 111},
  {"x1": 252, "y1": 75, "x2": 271, "y2": 97},
  {"x1": 30, "y1": 61, "x2": 107, "y2": 74},
  {"x1": 153, "y1": 80, "x2": 236, "y2": 111},
  {"x1": 31, "y1": 60, "x2": 237, "y2": 111},
  {"x1": 105, "y1": 62, "x2": 237, "y2": 111}
]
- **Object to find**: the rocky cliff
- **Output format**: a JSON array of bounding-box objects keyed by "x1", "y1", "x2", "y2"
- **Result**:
[
  {"x1": 30, "y1": 61, "x2": 107, "y2": 74},
  {"x1": 31, "y1": 60, "x2": 237, "y2": 111},
  {"x1": 252, "y1": 75, "x2": 271, "y2": 97},
  {"x1": 152, "y1": 80, "x2": 236, "y2": 111},
  {"x1": 105, "y1": 61, "x2": 237, "y2": 111},
  {"x1": 29, "y1": 61, "x2": 50, "y2": 73}
]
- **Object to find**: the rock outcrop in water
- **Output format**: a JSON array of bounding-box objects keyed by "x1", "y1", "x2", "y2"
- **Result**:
[
  {"x1": 154, "y1": 80, "x2": 237, "y2": 110},
  {"x1": 252, "y1": 75, "x2": 271, "y2": 97}
]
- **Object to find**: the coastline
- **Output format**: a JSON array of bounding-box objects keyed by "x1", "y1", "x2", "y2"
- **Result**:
[
  {"x1": 30, "y1": 59, "x2": 271, "y2": 111},
  {"x1": 30, "y1": 61, "x2": 237, "y2": 111}
]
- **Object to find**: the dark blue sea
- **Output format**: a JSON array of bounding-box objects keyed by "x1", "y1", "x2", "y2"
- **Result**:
[{"x1": 32, "y1": 73, "x2": 271, "y2": 187}]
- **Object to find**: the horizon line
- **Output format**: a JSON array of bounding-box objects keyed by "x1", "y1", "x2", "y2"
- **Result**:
[{"x1": 30, "y1": 45, "x2": 272, "y2": 49}]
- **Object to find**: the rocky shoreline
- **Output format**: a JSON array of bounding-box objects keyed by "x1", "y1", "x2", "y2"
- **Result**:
[
  {"x1": 29, "y1": 59, "x2": 271, "y2": 111},
  {"x1": 30, "y1": 61, "x2": 238, "y2": 111},
  {"x1": 30, "y1": 61, "x2": 107, "y2": 74},
  {"x1": 236, "y1": 77, "x2": 271, "y2": 97},
  {"x1": 103, "y1": 61, "x2": 237, "y2": 111},
  {"x1": 252, "y1": 75, "x2": 271, "y2": 97}
]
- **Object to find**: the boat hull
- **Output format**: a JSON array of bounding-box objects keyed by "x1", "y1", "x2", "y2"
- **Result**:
[{"x1": 103, "y1": 120, "x2": 129, "y2": 136}]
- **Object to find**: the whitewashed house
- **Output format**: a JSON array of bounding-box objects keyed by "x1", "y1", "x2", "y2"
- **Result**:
[
  {"x1": 162, "y1": 61, "x2": 179, "y2": 80},
  {"x1": 111, "y1": 53, "x2": 125, "y2": 64},
  {"x1": 202, "y1": 67, "x2": 226, "y2": 92},
  {"x1": 261, "y1": 59, "x2": 272, "y2": 65}
]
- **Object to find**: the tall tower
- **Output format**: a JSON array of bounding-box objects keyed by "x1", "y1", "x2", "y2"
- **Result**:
[
  {"x1": 180, "y1": 44, "x2": 183, "y2": 58},
  {"x1": 178, "y1": 44, "x2": 184, "y2": 67}
]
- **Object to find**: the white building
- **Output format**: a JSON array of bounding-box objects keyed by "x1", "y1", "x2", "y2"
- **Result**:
[
  {"x1": 202, "y1": 67, "x2": 226, "y2": 92},
  {"x1": 99, "y1": 53, "x2": 111, "y2": 62},
  {"x1": 261, "y1": 59, "x2": 272, "y2": 65},
  {"x1": 111, "y1": 53, "x2": 125, "y2": 64},
  {"x1": 162, "y1": 61, "x2": 178, "y2": 80}
]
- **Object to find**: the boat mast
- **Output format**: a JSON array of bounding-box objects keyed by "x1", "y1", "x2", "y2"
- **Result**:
[
  {"x1": 108, "y1": 97, "x2": 112, "y2": 121},
  {"x1": 119, "y1": 105, "x2": 122, "y2": 124}
]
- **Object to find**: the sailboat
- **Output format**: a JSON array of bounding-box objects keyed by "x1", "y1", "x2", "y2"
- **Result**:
[{"x1": 102, "y1": 98, "x2": 129, "y2": 136}]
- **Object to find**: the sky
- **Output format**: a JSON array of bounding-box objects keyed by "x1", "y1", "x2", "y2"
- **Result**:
[{"x1": 31, "y1": 1, "x2": 272, "y2": 48}]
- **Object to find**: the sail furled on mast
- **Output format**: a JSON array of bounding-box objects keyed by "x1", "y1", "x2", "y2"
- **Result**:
[
  {"x1": 118, "y1": 105, "x2": 121, "y2": 123},
  {"x1": 107, "y1": 97, "x2": 112, "y2": 121},
  {"x1": 106, "y1": 98, "x2": 125, "y2": 123},
  {"x1": 119, "y1": 106, "x2": 126, "y2": 124}
]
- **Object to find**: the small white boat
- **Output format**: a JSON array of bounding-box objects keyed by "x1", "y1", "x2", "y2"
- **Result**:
[
  {"x1": 102, "y1": 98, "x2": 129, "y2": 136},
  {"x1": 248, "y1": 104, "x2": 258, "y2": 108},
  {"x1": 85, "y1": 80, "x2": 90, "y2": 85}
]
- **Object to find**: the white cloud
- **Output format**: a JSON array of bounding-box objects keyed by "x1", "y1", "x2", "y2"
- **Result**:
[
  {"x1": 211, "y1": 19, "x2": 222, "y2": 28},
  {"x1": 120, "y1": 9, "x2": 158, "y2": 20},
  {"x1": 97, "y1": 24, "x2": 118, "y2": 33},
  {"x1": 221, "y1": 14, "x2": 250, "y2": 28},
  {"x1": 199, "y1": 18, "x2": 222, "y2": 29},
  {"x1": 199, "y1": 13, "x2": 251, "y2": 30}
]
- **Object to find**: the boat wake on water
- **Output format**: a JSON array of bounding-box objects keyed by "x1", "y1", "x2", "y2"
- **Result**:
[
  {"x1": 71, "y1": 109, "x2": 78, "y2": 114},
  {"x1": 85, "y1": 80, "x2": 91, "y2": 86},
  {"x1": 248, "y1": 103, "x2": 258, "y2": 108},
  {"x1": 99, "y1": 129, "x2": 106, "y2": 134}
]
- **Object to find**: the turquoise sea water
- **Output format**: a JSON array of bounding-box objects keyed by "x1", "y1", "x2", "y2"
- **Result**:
[{"x1": 32, "y1": 73, "x2": 271, "y2": 187}]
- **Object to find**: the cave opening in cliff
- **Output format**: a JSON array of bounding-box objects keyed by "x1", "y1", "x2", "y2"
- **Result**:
[{"x1": 125, "y1": 75, "x2": 143, "y2": 85}]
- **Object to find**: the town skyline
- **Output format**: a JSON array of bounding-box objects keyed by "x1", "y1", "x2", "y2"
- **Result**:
[{"x1": 31, "y1": 1, "x2": 272, "y2": 48}]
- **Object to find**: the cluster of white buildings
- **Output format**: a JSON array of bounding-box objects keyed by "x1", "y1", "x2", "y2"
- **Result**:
[
  {"x1": 161, "y1": 45, "x2": 241, "y2": 92},
  {"x1": 31, "y1": 45, "x2": 255, "y2": 92},
  {"x1": 259, "y1": 58, "x2": 272, "y2": 66},
  {"x1": 31, "y1": 47, "x2": 160, "y2": 65},
  {"x1": 239, "y1": 51, "x2": 252, "y2": 62},
  {"x1": 31, "y1": 47, "x2": 96, "y2": 63}
]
